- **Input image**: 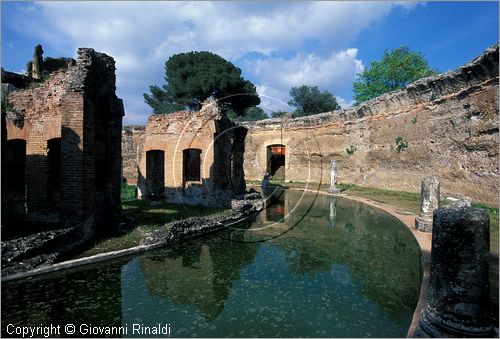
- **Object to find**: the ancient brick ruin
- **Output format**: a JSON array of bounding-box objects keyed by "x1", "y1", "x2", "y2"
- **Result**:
[
  {"x1": 122, "y1": 125, "x2": 145, "y2": 186},
  {"x1": 1, "y1": 46, "x2": 124, "y2": 240},
  {"x1": 136, "y1": 97, "x2": 247, "y2": 207},
  {"x1": 122, "y1": 45, "x2": 499, "y2": 206}
]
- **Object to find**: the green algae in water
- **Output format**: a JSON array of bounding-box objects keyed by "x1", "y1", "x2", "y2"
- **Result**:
[{"x1": 2, "y1": 190, "x2": 422, "y2": 337}]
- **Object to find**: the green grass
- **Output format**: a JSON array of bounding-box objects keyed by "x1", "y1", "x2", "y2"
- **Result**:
[
  {"x1": 337, "y1": 183, "x2": 421, "y2": 214},
  {"x1": 121, "y1": 183, "x2": 136, "y2": 202},
  {"x1": 74, "y1": 185, "x2": 226, "y2": 258},
  {"x1": 122, "y1": 199, "x2": 225, "y2": 229}
]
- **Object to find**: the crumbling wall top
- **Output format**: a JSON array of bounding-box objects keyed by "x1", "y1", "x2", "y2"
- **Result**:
[
  {"x1": 144, "y1": 98, "x2": 226, "y2": 135},
  {"x1": 67, "y1": 48, "x2": 117, "y2": 93},
  {"x1": 242, "y1": 44, "x2": 499, "y2": 130}
]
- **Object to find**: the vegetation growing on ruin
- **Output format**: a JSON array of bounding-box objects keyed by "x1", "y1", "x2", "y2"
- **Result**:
[
  {"x1": 353, "y1": 46, "x2": 437, "y2": 104},
  {"x1": 346, "y1": 145, "x2": 356, "y2": 155},
  {"x1": 1, "y1": 96, "x2": 13, "y2": 114},
  {"x1": 288, "y1": 85, "x2": 341, "y2": 116},
  {"x1": 144, "y1": 51, "x2": 260, "y2": 116},
  {"x1": 395, "y1": 136, "x2": 408, "y2": 153},
  {"x1": 430, "y1": 93, "x2": 440, "y2": 101}
]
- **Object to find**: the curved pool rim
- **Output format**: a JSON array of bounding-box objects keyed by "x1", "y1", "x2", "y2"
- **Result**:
[
  {"x1": 288, "y1": 187, "x2": 432, "y2": 338},
  {"x1": 2, "y1": 187, "x2": 431, "y2": 337}
]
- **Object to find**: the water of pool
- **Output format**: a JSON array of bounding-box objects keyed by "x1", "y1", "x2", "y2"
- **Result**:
[{"x1": 2, "y1": 188, "x2": 422, "y2": 337}]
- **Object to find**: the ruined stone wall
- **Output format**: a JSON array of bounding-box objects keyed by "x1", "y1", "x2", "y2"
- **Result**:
[
  {"x1": 136, "y1": 99, "x2": 246, "y2": 207},
  {"x1": 2, "y1": 47, "x2": 124, "y2": 236},
  {"x1": 242, "y1": 45, "x2": 499, "y2": 206},
  {"x1": 122, "y1": 125, "x2": 145, "y2": 185}
]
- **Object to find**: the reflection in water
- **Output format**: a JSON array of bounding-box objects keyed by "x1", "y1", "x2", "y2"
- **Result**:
[
  {"x1": 2, "y1": 189, "x2": 422, "y2": 338},
  {"x1": 138, "y1": 232, "x2": 258, "y2": 321},
  {"x1": 2, "y1": 262, "x2": 125, "y2": 337},
  {"x1": 329, "y1": 195, "x2": 337, "y2": 227}
]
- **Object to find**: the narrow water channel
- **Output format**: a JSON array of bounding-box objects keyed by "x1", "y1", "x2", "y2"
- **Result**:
[{"x1": 2, "y1": 188, "x2": 422, "y2": 337}]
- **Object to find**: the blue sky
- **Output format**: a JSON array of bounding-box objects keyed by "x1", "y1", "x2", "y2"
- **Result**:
[{"x1": 2, "y1": 1, "x2": 498, "y2": 124}]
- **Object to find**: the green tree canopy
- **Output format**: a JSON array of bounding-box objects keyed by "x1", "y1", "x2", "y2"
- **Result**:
[
  {"x1": 271, "y1": 110, "x2": 288, "y2": 118},
  {"x1": 144, "y1": 51, "x2": 260, "y2": 115},
  {"x1": 353, "y1": 46, "x2": 437, "y2": 104},
  {"x1": 288, "y1": 85, "x2": 341, "y2": 116},
  {"x1": 227, "y1": 106, "x2": 268, "y2": 122}
]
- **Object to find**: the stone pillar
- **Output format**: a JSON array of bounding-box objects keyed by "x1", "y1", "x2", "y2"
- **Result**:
[
  {"x1": 32, "y1": 44, "x2": 44, "y2": 80},
  {"x1": 415, "y1": 176, "x2": 440, "y2": 232},
  {"x1": 415, "y1": 205, "x2": 493, "y2": 337},
  {"x1": 328, "y1": 160, "x2": 341, "y2": 194}
]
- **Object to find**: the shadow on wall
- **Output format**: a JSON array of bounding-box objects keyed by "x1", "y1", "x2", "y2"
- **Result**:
[
  {"x1": 1, "y1": 125, "x2": 120, "y2": 241},
  {"x1": 136, "y1": 120, "x2": 248, "y2": 208}
]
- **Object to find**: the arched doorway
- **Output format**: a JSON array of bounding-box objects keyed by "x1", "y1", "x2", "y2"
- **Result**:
[{"x1": 267, "y1": 144, "x2": 285, "y2": 180}]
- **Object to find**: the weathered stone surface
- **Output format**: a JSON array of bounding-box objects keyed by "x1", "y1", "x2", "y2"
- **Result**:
[
  {"x1": 415, "y1": 206, "x2": 493, "y2": 337},
  {"x1": 416, "y1": 176, "x2": 440, "y2": 232},
  {"x1": 240, "y1": 45, "x2": 499, "y2": 206},
  {"x1": 231, "y1": 193, "x2": 264, "y2": 213},
  {"x1": 2, "y1": 46, "x2": 124, "y2": 270},
  {"x1": 32, "y1": 44, "x2": 44, "y2": 79},
  {"x1": 141, "y1": 195, "x2": 263, "y2": 246},
  {"x1": 121, "y1": 46, "x2": 498, "y2": 205},
  {"x1": 43, "y1": 56, "x2": 75, "y2": 74},
  {"x1": 446, "y1": 197, "x2": 472, "y2": 209},
  {"x1": 136, "y1": 98, "x2": 247, "y2": 207},
  {"x1": 122, "y1": 125, "x2": 145, "y2": 185}
]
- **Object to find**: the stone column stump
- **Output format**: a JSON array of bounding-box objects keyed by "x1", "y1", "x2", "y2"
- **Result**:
[
  {"x1": 416, "y1": 176, "x2": 440, "y2": 232},
  {"x1": 415, "y1": 204, "x2": 493, "y2": 337}
]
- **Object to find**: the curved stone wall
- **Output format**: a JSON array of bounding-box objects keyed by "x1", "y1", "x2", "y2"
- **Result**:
[{"x1": 242, "y1": 45, "x2": 499, "y2": 205}]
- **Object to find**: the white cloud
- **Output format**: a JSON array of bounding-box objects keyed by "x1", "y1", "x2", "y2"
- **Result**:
[
  {"x1": 4, "y1": 1, "x2": 420, "y2": 123},
  {"x1": 253, "y1": 49, "x2": 364, "y2": 112},
  {"x1": 336, "y1": 97, "x2": 355, "y2": 109},
  {"x1": 256, "y1": 85, "x2": 293, "y2": 114}
]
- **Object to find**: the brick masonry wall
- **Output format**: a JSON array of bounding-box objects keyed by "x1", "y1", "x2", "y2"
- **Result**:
[
  {"x1": 3, "y1": 47, "x2": 124, "y2": 236},
  {"x1": 121, "y1": 46, "x2": 498, "y2": 205},
  {"x1": 135, "y1": 100, "x2": 245, "y2": 207},
  {"x1": 122, "y1": 125, "x2": 145, "y2": 185}
]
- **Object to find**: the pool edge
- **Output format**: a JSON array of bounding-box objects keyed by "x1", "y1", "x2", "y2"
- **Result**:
[{"x1": 287, "y1": 187, "x2": 431, "y2": 338}]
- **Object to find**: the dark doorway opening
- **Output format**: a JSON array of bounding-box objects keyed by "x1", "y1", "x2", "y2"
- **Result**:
[
  {"x1": 183, "y1": 148, "x2": 202, "y2": 182},
  {"x1": 4, "y1": 139, "x2": 27, "y2": 215},
  {"x1": 47, "y1": 138, "x2": 61, "y2": 209},
  {"x1": 146, "y1": 150, "x2": 165, "y2": 197},
  {"x1": 267, "y1": 144, "x2": 285, "y2": 180}
]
